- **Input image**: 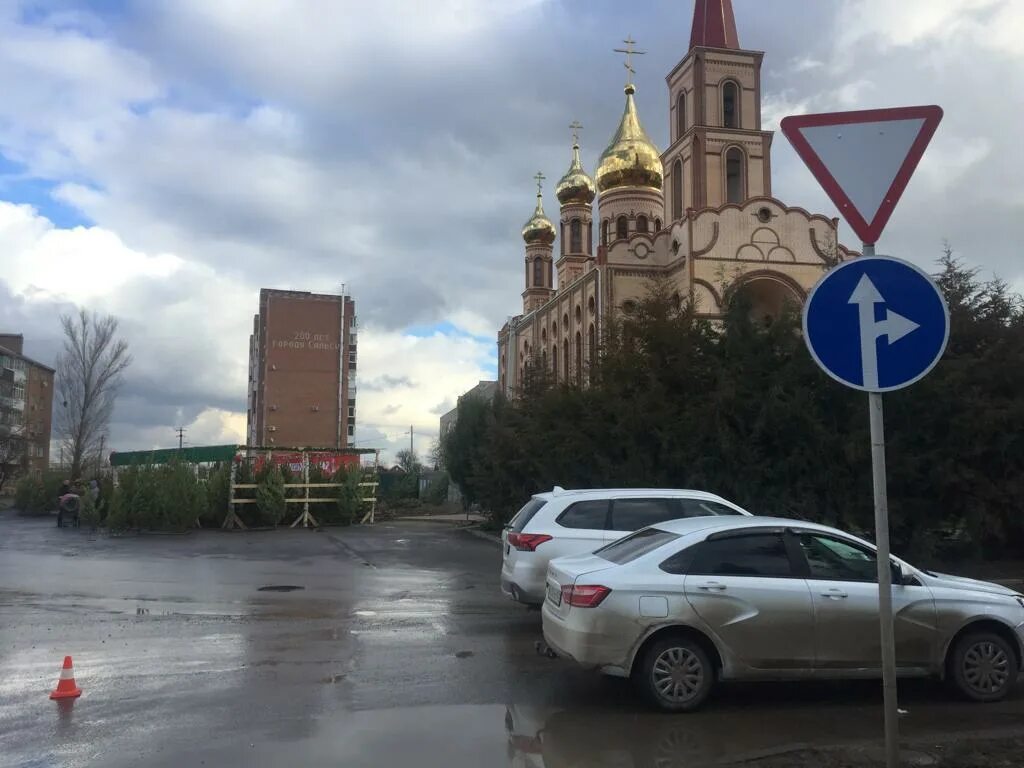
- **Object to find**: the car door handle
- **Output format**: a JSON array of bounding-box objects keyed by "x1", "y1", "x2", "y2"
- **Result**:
[
  {"x1": 698, "y1": 582, "x2": 727, "y2": 592},
  {"x1": 820, "y1": 588, "x2": 848, "y2": 599}
]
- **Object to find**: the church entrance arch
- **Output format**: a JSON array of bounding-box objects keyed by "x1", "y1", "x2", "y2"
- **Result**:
[{"x1": 731, "y1": 271, "x2": 804, "y2": 325}]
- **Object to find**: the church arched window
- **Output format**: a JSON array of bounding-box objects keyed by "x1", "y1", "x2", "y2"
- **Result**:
[
  {"x1": 601, "y1": 219, "x2": 609, "y2": 246},
  {"x1": 587, "y1": 322, "x2": 596, "y2": 360},
  {"x1": 563, "y1": 339, "x2": 569, "y2": 380},
  {"x1": 570, "y1": 218, "x2": 582, "y2": 253},
  {"x1": 575, "y1": 331, "x2": 582, "y2": 383},
  {"x1": 672, "y1": 159, "x2": 683, "y2": 220},
  {"x1": 676, "y1": 91, "x2": 687, "y2": 139},
  {"x1": 725, "y1": 146, "x2": 745, "y2": 204},
  {"x1": 616, "y1": 216, "x2": 628, "y2": 241},
  {"x1": 722, "y1": 81, "x2": 739, "y2": 129},
  {"x1": 551, "y1": 344, "x2": 558, "y2": 376},
  {"x1": 533, "y1": 256, "x2": 543, "y2": 287},
  {"x1": 655, "y1": 218, "x2": 661, "y2": 231}
]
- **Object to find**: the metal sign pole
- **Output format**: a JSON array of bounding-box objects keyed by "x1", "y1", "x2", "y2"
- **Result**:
[{"x1": 861, "y1": 242, "x2": 899, "y2": 768}]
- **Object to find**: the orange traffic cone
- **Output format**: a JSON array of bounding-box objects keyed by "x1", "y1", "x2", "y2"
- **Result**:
[{"x1": 49, "y1": 656, "x2": 82, "y2": 700}]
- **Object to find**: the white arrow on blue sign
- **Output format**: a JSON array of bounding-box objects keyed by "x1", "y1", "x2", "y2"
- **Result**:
[{"x1": 803, "y1": 256, "x2": 950, "y2": 393}]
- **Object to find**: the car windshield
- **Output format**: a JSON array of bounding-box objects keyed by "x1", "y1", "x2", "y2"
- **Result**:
[{"x1": 595, "y1": 527, "x2": 680, "y2": 564}]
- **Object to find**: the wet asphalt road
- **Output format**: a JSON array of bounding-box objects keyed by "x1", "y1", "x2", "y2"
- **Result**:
[{"x1": 1, "y1": 512, "x2": 1023, "y2": 768}]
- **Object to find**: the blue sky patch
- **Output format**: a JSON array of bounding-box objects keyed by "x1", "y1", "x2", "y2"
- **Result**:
[{"x1": 0, "y1": 155, "x2": 92, "y2": 228}]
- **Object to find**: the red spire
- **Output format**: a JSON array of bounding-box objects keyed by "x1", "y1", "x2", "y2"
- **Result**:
[{"x1": 689, "y1": 0, "x2": 739, "y2": 51}]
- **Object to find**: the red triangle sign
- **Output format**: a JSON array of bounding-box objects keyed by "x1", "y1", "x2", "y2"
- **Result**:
[{"x1": 781, "y1": 106, "x2": 943, "y2": 245}]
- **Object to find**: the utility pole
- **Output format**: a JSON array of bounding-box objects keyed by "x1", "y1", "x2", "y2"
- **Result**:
[
  {"x1": 409, "y1": 425, "x2": 414, "y2": 457},
  {"x1": 175, "y1": 427, "x2": 185, "y2": 451}
]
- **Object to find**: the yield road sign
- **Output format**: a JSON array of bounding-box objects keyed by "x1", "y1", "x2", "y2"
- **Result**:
[
  {"x1": 803, "y1": 256, "x2": 949, "y2": 392},
  {"x1": 780, "y1": 106, "x2": 943, "y2": 244}
]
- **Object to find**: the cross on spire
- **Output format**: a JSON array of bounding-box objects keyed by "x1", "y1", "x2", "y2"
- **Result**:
[
  {"x1": 569, "y1": 120, "x2": 583, "y2": 145},
  {"x1": 533, "y1": 171, "x2": 546, "y2": 196},
  {"x1": 613, "y1": 35, "x2": 646, "y2": 85}
]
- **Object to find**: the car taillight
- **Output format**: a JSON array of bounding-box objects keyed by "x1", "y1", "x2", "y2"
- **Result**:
[
  {"x1": 560, "y1": 584, "x2": 611, "y2": 608},
  {"x1": 507, "y1": 533, "x2": 552, "y2": 552}
]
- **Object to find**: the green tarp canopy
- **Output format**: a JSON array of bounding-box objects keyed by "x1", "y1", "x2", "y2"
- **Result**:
[
  {"x1": 109, "y1": 445, "x2": 379, "y2": 467},
  {"x1": 110, "y1": 445, "x2": 240, "y2": 467}
]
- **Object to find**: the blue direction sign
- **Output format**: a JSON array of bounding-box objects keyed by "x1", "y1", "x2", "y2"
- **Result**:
[{"x1": 803, "y1": 256, "x2": 949, "y2": 392}]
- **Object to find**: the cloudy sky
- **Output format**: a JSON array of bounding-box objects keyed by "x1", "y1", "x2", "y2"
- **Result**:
[{"x1": 1, "y1": 0, "x2": 1022, "y2": 463}]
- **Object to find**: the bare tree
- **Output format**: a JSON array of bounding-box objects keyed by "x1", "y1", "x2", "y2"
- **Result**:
[
  {"x1": 0, "y1": 435, "x2": 27, "y2": 494},
  {"x1": 395, "y1": 448, "x2": 422, "y2": 473},
  {"x1": 56, "y1": 310, "x2": 132, "y2": 479}
]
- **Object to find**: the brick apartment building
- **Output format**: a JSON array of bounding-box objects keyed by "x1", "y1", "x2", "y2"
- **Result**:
[
  {"x1": 0, "y1": 333, "x2": 55, "y2": 477},
  {"x1": 246, "y1": 289, "x2": 357, "y2": 448}
]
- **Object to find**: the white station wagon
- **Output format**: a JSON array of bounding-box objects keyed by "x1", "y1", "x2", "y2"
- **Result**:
[{"x1": 500, "y1": 487, "x2": 751, "y2": 605}]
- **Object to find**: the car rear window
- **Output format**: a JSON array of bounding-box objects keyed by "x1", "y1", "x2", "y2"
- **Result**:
[
  {"x1": 595, "y1": 528, "x2": 680, "y2": 565},
  {"x1": 556, "y1": 500, "x2": 610, "y2": 530},
  {"x1": 507, "y1": 498, "x2": 547, "y2": 533},
  {"x1": 688, "y1": 533, "x2": 793, "y2": 577},
  {"x1": 608, "y1": 498, "x2": 678, "y2": 531}
]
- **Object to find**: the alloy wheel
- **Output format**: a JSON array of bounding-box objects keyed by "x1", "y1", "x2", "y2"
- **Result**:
[
  {"x1": 962, "y1": 640, "x2": 1011, "y2": 695},
  {"x1": 651, "y1": 646, "x2": 705, "y2": 704}
]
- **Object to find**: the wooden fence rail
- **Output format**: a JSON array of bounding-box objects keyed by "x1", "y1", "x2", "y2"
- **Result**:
[{"x1": 225, "y1": 456, "x2": 379, "y2": 530}]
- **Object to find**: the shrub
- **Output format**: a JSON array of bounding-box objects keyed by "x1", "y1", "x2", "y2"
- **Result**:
[
  {"x1": 13, "y1": 474, "x2": 59, "y2": 515},
  {"x1": 79, "y1": 490, "x2": 100, "y2": 529},
  {"x1": 254, "y1": 465, "x2": 287, "y2": 527},
  {"x1": 202, "y1": 462, "x2": 231, "y2": 528},
  {"x1": 159, "y1": 460, "x2": 203, "y2": 531},
  {"x1": 104, "y1": 461, "x2": 203, "y2": 532},
  {"x1": 423, "y1": 473, "x2": 449, "y2": 505}
]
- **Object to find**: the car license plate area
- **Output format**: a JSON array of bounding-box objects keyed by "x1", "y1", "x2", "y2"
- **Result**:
[{"x1": 546, "y1": 581, "x2": 562, "y2": 606}]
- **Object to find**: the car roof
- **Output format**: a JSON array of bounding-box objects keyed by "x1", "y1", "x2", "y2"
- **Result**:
[
  {"x1": 534, "y1": 487, "x2": 733, "y2": 501},
  {"x1": 652, "y1": 515, "x2": 840, "y2": 537}
]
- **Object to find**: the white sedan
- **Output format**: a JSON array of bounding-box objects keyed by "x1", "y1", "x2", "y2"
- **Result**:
[{"x1": 542, "y1": 516, "x2": 1024, "y2": 711}]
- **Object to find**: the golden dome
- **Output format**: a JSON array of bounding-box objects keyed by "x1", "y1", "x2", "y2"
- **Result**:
[
  {"x1": 556, "y1": 141, "x2": 596, "y2": 205},
  {"x1": 521, "y1": 192, "x2": 556, "y2": 245},
  {"x1": 595, "y1": 83, "x2": 663, "y2": 193}
]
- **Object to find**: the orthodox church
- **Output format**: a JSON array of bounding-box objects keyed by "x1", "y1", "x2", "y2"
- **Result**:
[{"x1": 497, "y1": 0, "x2": 856, "y2": 395}]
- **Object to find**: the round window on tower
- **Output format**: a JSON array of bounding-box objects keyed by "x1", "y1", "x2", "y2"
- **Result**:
[{"x1": 757, "y1": 207, "x2": 772, "y2": 223}]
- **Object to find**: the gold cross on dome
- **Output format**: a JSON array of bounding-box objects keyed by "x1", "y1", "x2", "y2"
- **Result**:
[
  {"x1": 533, "y1": 171, "x2": 546, "y2": 194},
  {"x1": 614, "y1": 35, "x2": 646, "y2": 85},
  {"x1": 569, "y1": 120, "x2": 583, "y2": 144}
]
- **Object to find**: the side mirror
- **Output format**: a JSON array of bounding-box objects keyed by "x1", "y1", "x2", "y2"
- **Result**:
[{"x1": 890, "y1": 561, "x2": 904, "y2": 586}]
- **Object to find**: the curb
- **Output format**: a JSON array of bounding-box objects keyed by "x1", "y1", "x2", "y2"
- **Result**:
[{"x1": 461, "y1": 526, "x2": 502, "y2": 546}]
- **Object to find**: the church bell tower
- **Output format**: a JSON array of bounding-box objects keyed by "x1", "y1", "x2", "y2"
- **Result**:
[
  {"x1": 521, "y1": 172, "x2": 556, "y2": 314},
  {"x1": 662, "y1": 0, "x2": 774, "y2": 220}
]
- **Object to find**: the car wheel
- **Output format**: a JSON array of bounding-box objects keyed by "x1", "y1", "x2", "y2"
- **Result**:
[
  {"x1": 949, "y1": 632, "x2": 1018, "y2": 702},
  {"x1": 638, "y1": 636, "x2": 715, "y2": 712}
]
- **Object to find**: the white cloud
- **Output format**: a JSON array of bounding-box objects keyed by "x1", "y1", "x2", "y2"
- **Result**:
[
  {"x1": 835, "y1": 0, "x2": 1015, "y2": 53},
  {"x1": 0, "y1": 200, "x2": 493, "y2": 463},
  {"x1": 2, "y1": 0, "x2": 1023, "y2": 465},
  {"x1": 355, "y1": 328, "x2": 494, "y2": 459}
]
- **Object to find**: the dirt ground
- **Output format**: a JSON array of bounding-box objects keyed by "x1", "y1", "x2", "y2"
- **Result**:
[{"x1": 739, "y1": 733, "x2": 1024, "y2": 767}]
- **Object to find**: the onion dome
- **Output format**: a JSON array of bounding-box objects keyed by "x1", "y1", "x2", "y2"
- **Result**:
[
  {"x1": 521, "y1": 191, "x2": 556, "y2": 245},
  {"x1": 595, "y1": 83, "x2": 663, "y2": 193},
  {"x1": 556, "y1": 140, "x2": 596, "y2": 205}
]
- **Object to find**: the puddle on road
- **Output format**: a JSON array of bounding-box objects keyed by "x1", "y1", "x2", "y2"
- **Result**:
[
  {"x1": 257, "y1": 585, "x2": 305, "y2": 592},
  {"x1": 149, "y1": 701, "x2": 917, "y2": 768}
]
